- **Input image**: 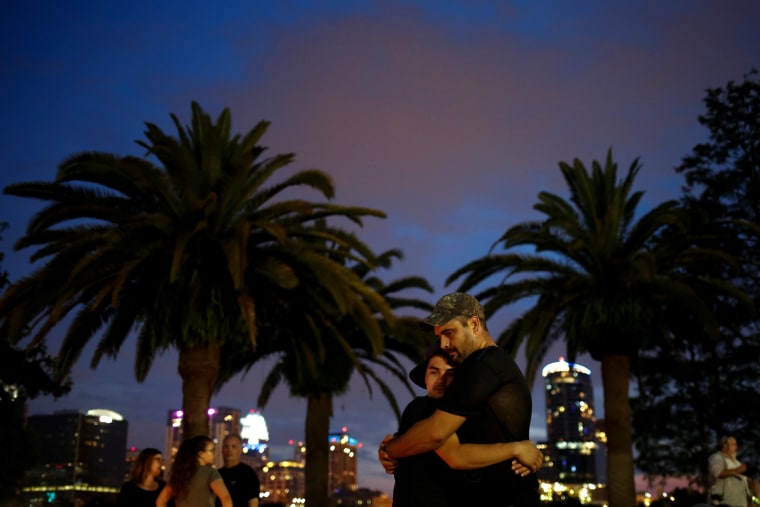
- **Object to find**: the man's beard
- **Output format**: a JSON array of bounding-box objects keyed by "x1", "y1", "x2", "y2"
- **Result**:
[{"x1": 448, "y1": 350, "x2": 464, "y2": 365}]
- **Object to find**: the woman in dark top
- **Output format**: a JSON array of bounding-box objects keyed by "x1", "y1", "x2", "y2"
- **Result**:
[{"x1": 116, "y1": 447, "x2": 166, "y2": 507}]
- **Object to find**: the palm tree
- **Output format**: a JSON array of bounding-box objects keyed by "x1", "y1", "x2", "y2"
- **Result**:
[
  {"x1": 220, "y1": 248, "x2": 433, "y2": 507},
  {"x1": 0, "y1": 102, "x2": 386, "y2": 438},
  {"x1": 447, "y1": 151, "x2": 744, "y2": 507}
]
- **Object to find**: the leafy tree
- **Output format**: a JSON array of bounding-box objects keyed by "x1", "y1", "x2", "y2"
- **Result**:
[
  {"x1": 0, "y1": 103, "x2": 385, "y2": 439},
  {"x1": 220, "y1": 249, "x2": 432, "y2": 507},
  {"x1": 678, "y1": 69, "x2": 760, "y2": 227},
  {"x1": 446, "y1": 152, "x2": 745, "y2": 507},
  {"x1": 632, "y1": 70, "x2": 760, "y2": 484},
  {"x1": 0, "y1": 222, "x2": 70, "y2": 503}
]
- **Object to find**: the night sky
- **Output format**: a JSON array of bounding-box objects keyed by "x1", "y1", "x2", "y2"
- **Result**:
[{"x1": 2, "y1": 0, "x2": 758, "y2": 495}]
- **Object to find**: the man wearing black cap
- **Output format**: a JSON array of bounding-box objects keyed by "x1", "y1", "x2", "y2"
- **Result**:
[
  {"x1": 379, "y1": 292, "x2": 540, "y2": 506},
  {"x1": 391, "y1": 346, "x2": 457, "y2": 506}
]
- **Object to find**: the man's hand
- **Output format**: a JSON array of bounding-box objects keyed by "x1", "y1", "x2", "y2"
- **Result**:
[
  {"x1": 378, "y1": 435, "x2": 398, "y2": 474},
  {"x1": 510, "y1": 441, "x2": 543, "y2": 476}
]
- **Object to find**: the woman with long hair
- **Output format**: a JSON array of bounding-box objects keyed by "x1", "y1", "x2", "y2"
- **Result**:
[
  {"x1": 157, "y1": 435, "x2": 232, "y2": 507},
  {"x1": 115, "y1": 447, "x2": 166, "y2": 507}
]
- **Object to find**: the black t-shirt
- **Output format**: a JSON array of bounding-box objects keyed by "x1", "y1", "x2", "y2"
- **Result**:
[
  {"x1": 392, "y1": 396, "x2": 454, "y2": 507},
  {"x1": 219, "y1": 463, "x2": 260, "y2": 507},
  {"x1": 438, "y1": 346, "x2": 539, "y2": 507},
  {"x1": 115, "y1": 479, "x2": 166, "y2": 507}
]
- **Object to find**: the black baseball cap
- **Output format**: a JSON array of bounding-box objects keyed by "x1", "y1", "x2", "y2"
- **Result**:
[{"x1": 409, "y1": 344, "x2": 450, "y2": 388}]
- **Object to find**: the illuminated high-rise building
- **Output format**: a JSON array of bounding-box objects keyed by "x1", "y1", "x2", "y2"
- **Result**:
[
  {"x1": 327, "y1": 427, "x2": 359, "y2": 493},
  {"x1": 24, "y1": 409, "x2": 128, "y2": 505},
  {"x1": 165, "y1": 408, "x2": 184, "y2": 463},
  {"x1": 272, "y1": 427, "x2": 359, "y2": 504},
  {"x1": 540, "y1": 358, "x2": 599, "y2": 484},
  {"x1": 290, "y1": 439, "x2": 307, "y2": 464},
  {"x1": 260, "y1": 460, "x2": 305, "y2": 505},
  {"x1": 240, "y1": 409, "x2": 270, "y2": 469},
  {"x1": 165, "y1": 406, "x2": 241, "y2": 467}
]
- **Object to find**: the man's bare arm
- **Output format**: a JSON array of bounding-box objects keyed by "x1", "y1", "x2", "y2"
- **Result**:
[
  {"x1": 382, "y1": 409, "x2": 465, "y2": 459},
  {"x1": 435, "y1": 434, "x2": 543, "y2": 473}
]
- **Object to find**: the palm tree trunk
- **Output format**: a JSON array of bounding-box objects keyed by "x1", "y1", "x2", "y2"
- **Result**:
[
  {"x1": 178, "y1": 342, "x2": 220, "y2": 438},
  {"x1": 305, "y1": 391, "x2": 332, "y2": 507},
  {"x1": 602, "y1": 353, "x2": 636, "y2": 507}
]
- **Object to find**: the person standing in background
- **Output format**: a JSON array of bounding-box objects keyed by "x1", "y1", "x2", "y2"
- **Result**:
[
  {"x1": 157, "y1": 435, "x2": 232, "y2": 507},
  {"x1": 116, "y1": 447, "x2": 166, "y2": 507},
  {"x1": 708, "y1": 436, "x2": 753, "y2": 507},
  {"x1": 219, "y1": 434, "x2": 260, "y2": 507}
]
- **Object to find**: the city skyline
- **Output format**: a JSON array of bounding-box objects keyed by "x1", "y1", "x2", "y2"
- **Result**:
[
  {"x1": 4, "y1": 0, "x2": 759, "y2": 497},
  {"x1": 22, "y1": 356, "x2": 603, "y2": 495}
]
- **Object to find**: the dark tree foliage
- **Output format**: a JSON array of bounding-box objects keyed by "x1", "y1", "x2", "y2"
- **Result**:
[
  {"x1": 633, "y1": 335, "x2": 760, "y2": 483},
  {"x1": 632, "y1": 70, "x2": 760, "y2": 486},
  {"x1": 0, "y1": 223, "x2": 71, "y2": 501},
  {"x1": 678, "y1": 69, "x2": 760, "y2": 224}
]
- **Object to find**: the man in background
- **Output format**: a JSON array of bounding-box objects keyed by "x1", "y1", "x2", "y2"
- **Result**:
[
  {"x1": 219, "y1": 434, "x2": 260, "y2": 507},
  {"x1": 708, "y1": 436, "x2": 753, "y2": 507}
]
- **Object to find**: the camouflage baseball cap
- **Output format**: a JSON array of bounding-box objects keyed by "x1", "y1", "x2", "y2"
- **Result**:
[{"x1": 419, "y1": 292, "x2": 485, "y2": 328}]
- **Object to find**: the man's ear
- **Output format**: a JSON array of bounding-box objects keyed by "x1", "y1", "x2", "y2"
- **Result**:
[{"x1": 469, "y1": 315, "x2": 481, "y2": 334}]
